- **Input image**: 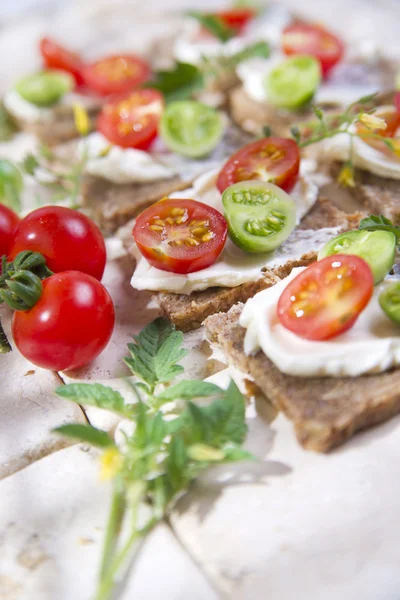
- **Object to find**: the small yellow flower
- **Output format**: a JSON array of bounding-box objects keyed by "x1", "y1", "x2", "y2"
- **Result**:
[
  {"x1": 337, "y1": 163, "x2": 355, "y2": 188},
  {"x1": 358, "y1": 112, "x2": 387, "y2": 131},
  {"x1": 99, "y1": 447, "x2": 123, "y2": 480},
  {"x1": 73, "y1": 103, "x2": 91, "y2": 137}
]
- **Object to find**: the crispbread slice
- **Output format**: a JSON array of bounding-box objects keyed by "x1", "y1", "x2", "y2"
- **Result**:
[
  {"x1": 328, "y1": 162, "x2": 400, "y2": 225},
  {"x1": 205, "y1": 305, "x2": 400, "y2": 452},
  {"x1": 156, "y1": 197, "x2": 359, "y2": 331},
  {"x1": 81, "y1": 174, "x2": 191, "y2": 235}
]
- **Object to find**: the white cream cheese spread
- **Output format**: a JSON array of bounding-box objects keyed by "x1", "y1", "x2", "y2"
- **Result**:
[
  {"x1": 240, "y1": 267, "x2": 400, "y2": 378},
  {"x1": 130, "y1": 164, "x2": 332, "y2": 295}
]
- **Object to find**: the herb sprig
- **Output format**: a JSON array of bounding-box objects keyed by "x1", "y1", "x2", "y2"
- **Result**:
[
  {"x1": 146, "y1": 41, "x2": 269, "y2": 103},
  {"x1": 187, "y1": 11, "x2": 237, "y2": 42},
  {"x1": 286, "y1": 93, "x2": 400, "y2": 188},
  {"x1": 54, "y1": 317, "x2": 253, "y2": 600},
  {"x1": 359, "y1": 215, "x2": 400, "y2": 245}
]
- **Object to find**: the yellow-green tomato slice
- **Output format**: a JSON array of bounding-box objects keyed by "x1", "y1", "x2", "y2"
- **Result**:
[
  {"x1": 222, "y1": 180, "x2": 296, "y2": 253},
  {"x1": 379, "y1": 281, "x2": 400, "y2": 324},
  {"x1": 159, "y1": 100, "x2": 225, "y2": 158},
  {"x1": 264, "y1": 54, "x2": 321, "y2": 110},
  {"x1": 15, "y1": 70, "x2": 74, "y2": 107},
  {"x1": 318, "y1": 229, "x2": 396, "y2": 284}
]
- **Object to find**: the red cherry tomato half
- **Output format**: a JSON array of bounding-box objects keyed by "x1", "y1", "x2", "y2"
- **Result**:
[
  {"x1": 12, "y1": 271, "x2": 115, "y2": 371},
  {"x1": 282, "y1": 23, "x2": 344, "y2": 78},
  {"x1": 217, "y1": 137, "x2": 300, "y2": 194},
  {"x1": 277, "y1": 254, "x2": 374, "y2": 341},
  {"x1": 214, "y1": 8, "x2": 255, "y2": 33},
  {"x1": 133, "y1": 198, "x2": 228, "y2": 274},
  {"x1": 0, "y1": 204, "x2": 20, "y2": 258},
  {"x1": 98, "y1": 89, "x2": 164, "y2": 150},
  {"x1": 9, "y1": 206, "x2": 106, "y2": 281},
  {"x1": 356, "y1": 106, "x2": 400, "y2": 156},
  {"x1": 40, "y1": 37, "x2": 85, "y2": 86},
  {"x1": 82, "y1": 54, "x2": 151, "y2": 97}
]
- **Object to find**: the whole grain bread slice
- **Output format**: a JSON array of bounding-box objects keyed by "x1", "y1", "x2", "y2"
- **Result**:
[
  {"x1": 328, "y1": 162, "x2": 400, "y2": 225},
  {"x1": 156, "y1": 197, "x2": 360, "y2": 332},
  {"x1": 205, "y1": 305, "x2": 400, "y2": 452}
]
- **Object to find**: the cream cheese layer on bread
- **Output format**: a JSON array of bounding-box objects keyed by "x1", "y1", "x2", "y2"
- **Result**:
[
  {"x1": 240, "y1": 267, "x2": 400, "y2": 377},
  {"x1": 4, "y1": 89, "x2": 101, "y2": 124},
  {"x1": 80, "y1": 132, "x2": 175, "y2": 184},
  {"x1": 129, "y1": 162, "x2": 339, "y2": 294}
]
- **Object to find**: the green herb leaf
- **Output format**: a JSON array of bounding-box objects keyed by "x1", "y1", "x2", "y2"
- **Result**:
[
  {"x1": 2, "y1": 182, "x2": 21, "y2": 212},
  {"x1": 124, "y1": 318, "x2": 187, "y2": 387},
  {"x1": 187, "y1": 11, "x2": 236, "y2": 42},
  {"x1": 263, "y1": 125, "x2": 272, "y2": 138},
  {"x1": 0, "y1": 104, "x2": 18, "y2": 141},
  {"x1": 145, "y1": 62, "x2": 204, "y2": 103},
  {"x1": 53, "y1": 423, "x2": 115, "y2": 448},
  {"x1": 359, "y1": 214, "x2": 400, "y2": 244},
  {"x1": 156, "y1": 380, "x2": 223, "y2": 402},
  {"x1": 290, "y1": 125, "x2": 300, "y2": 144},
  {"x1": 312, "y1": 105, "x2": 324, "y2": 122},
  {"x1": 222, "y1": 446, "x2": 256, "y2": 462},
  {"x1": 228, "y1": 40, "x2": 270, "y2": 65},
  {"x1": 55, "y1": 383, "x2": 135, "y2": 418},
  {"x1": 0, "y1": 318, "x2": 11, "y2": 354},
  {"x1": 22, "y1": 153, "x2": 40, "y2": 176}
]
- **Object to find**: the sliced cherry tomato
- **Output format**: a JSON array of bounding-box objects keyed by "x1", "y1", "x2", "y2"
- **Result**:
[
  {"x1": 40, "y1": 37, "x2": 84, "y2": 86},
  {"x1": 282, "y1": 23, "x2": 344, "y2": 78},
  {"x1": 133, "y1": 198, "x2": 228, "y2": 274},
  {"x1": 379, "y1": 281, "x2": 400, "y2": 325},
  {"x1": 0, "y1": 204, "x2": 20, "y2": 257},
  {"x1": 355, "y1": 106, "x2": 400, "y2": 156},
  {"x1": 12, "y1": 271, "x2": 115, "y2": 371},
  {"x1": 16, "y1": 70, "x2": 74, "y2": 107},
  {"x1": 97, "y1": 89, "x2": 163, "y2": 150},
  {"x1": 214, "y1": 8, "x2": 255, "y2": 33},
  {"x1": 9, "y1": 206, "x2": 106, "y2": 280},
  {"x1": 82, "y1": 54, "x2": 151, "y2": 97},
  {"x1": 277, "y1": 255, "x2": 373, "y2": 341},
  {"x1": 217, "y1": 137, "x2": 300, "y2": 194}
]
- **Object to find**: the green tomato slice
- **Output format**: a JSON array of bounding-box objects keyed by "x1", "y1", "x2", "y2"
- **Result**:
[
  {"x1": 379, "y1": 282, "x2": 400, "y2": 324},
  {"x1": 0, "y1": 159, "x2": 23, "y2": 213},
  {"x1": 264, "y1": 54, "x2": 321, "y2": 110},
  {"x1": 222, "y1": 180, "x2": 296, "y2": 253},
  {"x1": 15, "y1": 70, "x2": 74, "y2": 107},
  {"x1": 160, "y1": 101, "x2": 225, "y2": 158},
  {"x1": 318, "y1": 229, "x2": 396, "y2": 284}
]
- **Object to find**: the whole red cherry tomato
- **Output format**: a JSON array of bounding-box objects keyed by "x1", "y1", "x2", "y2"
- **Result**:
[
  {"x1": 12, "y1": 271, "x2": 115, "y2": 371},
  {"x1": 9, "y1": 206, "x2": 106, "y2": 280},
  {"x1": 0, "y1": 204, "x2": 20, "y2": 258}
]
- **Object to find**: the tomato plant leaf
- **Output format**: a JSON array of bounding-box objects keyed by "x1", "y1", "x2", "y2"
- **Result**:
[
  {"x1": 187, "y1": 11, "x2": 236, "y2": 42},
  {"x1": 53, "y1": 423, "x2": 115, "y2": 448},
  {"x1": 0, "y1": 104, "x2": 18, "y2": 141},
  {"x1": 0, "y1": 318, "x2": 11, "y2": 354},
  {"x1": 227, "y1": 41, "x2": 270, "y2": 66},
  {"x1": 124, "y1": 317, "x2": 187, "y2": 388},
  {"x1": 359, "y1": 215, "x2": 400, "y2": 245},
  {"x1": 156, "y1": 380, "x2": 224, "y2": 402},
  {"x1": 55, "y1": 383, "x2": 136, "y2": 418},
  {"x1": 145, "y1": 62, "x2": 204, "y2": 103}
]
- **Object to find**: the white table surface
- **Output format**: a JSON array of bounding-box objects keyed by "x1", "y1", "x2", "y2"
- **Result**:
[{"x1": 1, "y1": 2, "x2": 400, "y2": 599}]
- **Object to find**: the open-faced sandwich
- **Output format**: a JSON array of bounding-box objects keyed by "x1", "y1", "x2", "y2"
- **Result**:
[
  {"x1": 3, "y1": 37, "x2": 152, "y2": 146},
  {"x1": 126, "y1": 134, "x2": 360, "y2": 331},
  {"x1": 205, "y1": 219, "x2": 400, "y2": 452}
]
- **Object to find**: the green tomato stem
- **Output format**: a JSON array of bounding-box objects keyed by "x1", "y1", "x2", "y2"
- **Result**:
[
  {"x1": 99, "y1": 476, "x2": 126, "y2": 580},
  {"x1": 0, "y1": 318, "x2": 11, "y2": 354},
  {"x1": 0, "y1": 270, "x2": 43, "y2": 311}
]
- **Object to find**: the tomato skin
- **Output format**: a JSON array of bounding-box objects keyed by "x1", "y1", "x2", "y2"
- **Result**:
[
  {"x1": 12, "y1": 271, "x2": 114, "y2": 371},
  {"x1": 40, "y1": 37, "x2": 84, "y2": 86},
  {"x1": 0, "y1": 204, "x2": 20, "y2": 257},
  {"x1": 217, "y1": 137, "x2": 300, "y2": 194},
  {"x1": 282, "y1": 23, "x2": 344, "y2": 78},
  {"x1": 97, "y1": 89, "x2": 163, "y2": 150},
  {"x1": 277, "y1": 255, "x2": 374, "y2": 341},
  {"x1": 9, "y1": 206, "x2": 106, "y2": 281},
  {"x1": 215, "y1": 8, "x2": 255, "y2": 33},
  {"x1": 133, "y1": 198, "x2": 228, "y2": 274},
  {"x1": 82, "y1": 54, "x2": 151, "y2": 97},
  {"x1": 395, "y1": 92, "x2": 400, "y2": 115}
]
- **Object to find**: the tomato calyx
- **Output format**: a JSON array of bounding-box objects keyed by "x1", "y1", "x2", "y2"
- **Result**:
[{"x1": 0, "y1": 250, "x2": 52, "y2": 311}]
